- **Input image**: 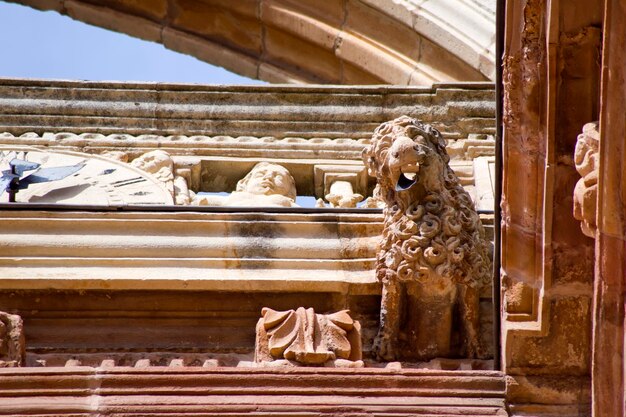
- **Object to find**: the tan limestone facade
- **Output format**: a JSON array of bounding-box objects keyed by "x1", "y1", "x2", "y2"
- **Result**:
[
  {"x1": 0, "y1": 0, "x2": 623, "y2": 414},
  {"x1": 0, "y1": 80, "x2": 503, "y2": 415}
]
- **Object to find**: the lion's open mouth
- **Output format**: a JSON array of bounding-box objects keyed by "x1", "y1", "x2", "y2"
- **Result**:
[{"x1": 396, "y1": 164, "x2": 419, "y2": 191}]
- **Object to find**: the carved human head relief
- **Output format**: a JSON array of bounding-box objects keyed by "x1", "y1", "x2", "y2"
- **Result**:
[
  {"x1": 130, "y1": 150, "x2": 174, "y2": 180},
  {"x1": 236, "y1": 162, "x2": 297, "y2": 201}
]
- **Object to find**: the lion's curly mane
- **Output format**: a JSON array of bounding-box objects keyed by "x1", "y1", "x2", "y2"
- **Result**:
[{"x1": 363, "y1": 116, "x2": 491, "y2": 289}]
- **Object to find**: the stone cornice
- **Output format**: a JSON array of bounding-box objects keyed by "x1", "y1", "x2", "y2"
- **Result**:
[
  {"x1": 0, "y1": 79, "x2": 495, "y2": 140},
  {"x1": 0, "y1": 131, "x2": 495, "y2": 161}
]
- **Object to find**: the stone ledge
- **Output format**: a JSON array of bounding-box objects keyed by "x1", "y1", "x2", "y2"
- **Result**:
[
  {"x1": 0, "y1": 367, "x2": 507, "y2": 416},
  {"x1": 0, "y1": 209, "x2": 381, "y2": 292}
]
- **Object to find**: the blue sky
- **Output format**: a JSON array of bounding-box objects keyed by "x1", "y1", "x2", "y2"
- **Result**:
[{"x1": 0, "y1": 1, "x2": 265, "y2": 84}]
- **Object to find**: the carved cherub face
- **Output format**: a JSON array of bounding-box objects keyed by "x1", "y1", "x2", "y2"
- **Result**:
[
  {"x1": 236, "y1": 162, "x2": 297, "y2": 200},
  {"x1": 130, "y1": 150, "x2": 173, "y2": 175}
]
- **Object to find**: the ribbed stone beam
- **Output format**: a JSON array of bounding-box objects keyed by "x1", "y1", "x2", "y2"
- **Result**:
[{"x1": 8, "y1": 0, "x2": 495, "y2": 84}]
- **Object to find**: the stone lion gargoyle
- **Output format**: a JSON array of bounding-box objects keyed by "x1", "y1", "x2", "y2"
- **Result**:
[{"x1": 363, "y1": 116, "x2": 492, "y2": 361}]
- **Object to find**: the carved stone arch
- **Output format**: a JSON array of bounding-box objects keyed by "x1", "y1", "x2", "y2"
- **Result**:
[{"x1": 11, "y1": 0, "x2": 495, "y2": 84}]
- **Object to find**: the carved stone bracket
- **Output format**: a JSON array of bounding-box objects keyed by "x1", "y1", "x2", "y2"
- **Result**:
[
  {"x1": 313, "y1": 165, "x2": 368, "y2": 208},
  {"x1": 255, "y1": 307, "x2": 362, "y2": 366},
  {"x1": 0, "y1": 312, "x2": 25, "y2": 367},
  {"x1": 172, "y1": 156, "x2": 202, "y2": 193}
]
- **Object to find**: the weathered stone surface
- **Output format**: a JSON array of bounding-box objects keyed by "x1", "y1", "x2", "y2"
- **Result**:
[
  {"x1": 0, "y1": 209, "x2": 384, "y2": 292},
  {"x1": 344, "y1": 0, "x2": 420, "y2": 64},
  {"x1": 506, "y1": 375, "x2": 590, "y2": 417},
  {"x1": 261, "y1": 0, "x2": 341, "y2": 49},
  {"x1": 506, "y1": 297, "x2": 591, "y2": 375},
  {"x1": 501, "y1": 1, "x2": 603, "y2": 415},
  {"x1": 170, "y1": 0, "x2": 262, "y2": 55},
  {"x1": 363, "y1": 117, "x2": 492, "y2": 361},
  {"x1": 0, "y1": 80, "x2": 495, "y2": 140},
  {"x1": 591, "y1": 0, "x2": 626, "y2": 414},
  {"x1": 82, "y1": 0, "x2": 168, "y2": 21},
  {"x1": 264, "y1": 26, "x2": 341, "y2": 84}
]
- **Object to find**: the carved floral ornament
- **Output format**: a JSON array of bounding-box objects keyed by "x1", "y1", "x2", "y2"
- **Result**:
[
  {"x1": 255, "y1": 307, "x2": 362, "y2": 366},
  {"x1": 362, "y1": 116, "x2": 492, "y2": 361}
]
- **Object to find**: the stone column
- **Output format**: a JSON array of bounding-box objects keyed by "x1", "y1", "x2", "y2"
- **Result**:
[
  {"x1": 592, "y1": 0, "x2": 626, "y2": 414},
  {"x1": 501, "y1": 0, "x2": 602, "y2": 414}
]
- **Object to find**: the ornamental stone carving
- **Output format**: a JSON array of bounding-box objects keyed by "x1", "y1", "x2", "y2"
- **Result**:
[
  {"x1": 573, "y1": 122, "x2": 599, "y2": 238},
  {"x1": 131, "y1": 150, "x2": 192, "y2": 205},
  {"x1": 255, "y1": 307, "x2": 362, "y2": 366},
  {"x1": 194, "y1": 162, "x2": 298, "y2": 207},
  {"x1": 325, "y1": 180, "x2": 364, "y2": 208},
  {"x1": 0, "y1": 312, "x2": 25, "y2": 367},
  {"x1": 363, "y1": 116, "x2": 492, "y2": 361}
]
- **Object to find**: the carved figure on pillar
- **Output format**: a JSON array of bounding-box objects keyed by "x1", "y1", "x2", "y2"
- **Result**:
[
  {"x1": 0, "y1": 312, "x2": 25, "y2": 367},
  {"x1": 255, "y1": 307, "x2": 362, "y2": 366},
  {"x1": 573, "y1": 122, "x2": 599, "y2": 238},
  {"x1": 363, "y1": 116, "x2": 492, "y2": 361}
]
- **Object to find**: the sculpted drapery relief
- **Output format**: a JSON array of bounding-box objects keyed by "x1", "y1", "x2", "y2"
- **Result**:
[
  {"x1": 363, "y1": 116, "x2": 492, "y2": 361},
  {"x1": 573, "y1": 122, "x2": 599, "y2": 238}
]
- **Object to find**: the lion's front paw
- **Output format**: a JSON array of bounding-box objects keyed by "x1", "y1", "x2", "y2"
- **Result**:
[
  {"x1": 372, "y1": 334, "x2": 397, "y2": 362},
  {"x1": 465, "y1": 339, "x2": 488, "y2": 359}
]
